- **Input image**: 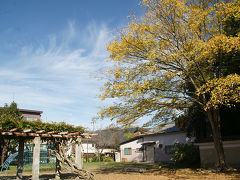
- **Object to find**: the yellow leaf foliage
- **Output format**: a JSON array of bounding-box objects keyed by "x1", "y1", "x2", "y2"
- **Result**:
[
  {"x1": 98, "y1": 0, "x2": 240, "y2": 125},
  {"x1": 197, "y1": 74, "x2": 240, "y2": 110}
]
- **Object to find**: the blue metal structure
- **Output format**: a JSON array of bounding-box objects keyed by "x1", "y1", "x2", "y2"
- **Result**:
[
  {"x1": 0, "y1": 151, "x2": 19, "y2": 174},
  {"x1": 0, "y1": 144, "x2": 56, "y2": 174},
  {"x1": 24, "y1": 144, "x2": 56, "y2": 168}
]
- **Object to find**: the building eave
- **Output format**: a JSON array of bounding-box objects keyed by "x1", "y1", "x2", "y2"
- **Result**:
[{"x1": 19, "y1": 109, "x2": 43, "y2": 114}]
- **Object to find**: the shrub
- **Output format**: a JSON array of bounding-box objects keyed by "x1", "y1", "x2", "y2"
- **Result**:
[
  {"x1": 92, "y1": 154, "x2": 98, "y2": 162},
  {"x1": 103, "y1": 156, "x2": 114, "y2": 162},
  {"x1": 88, "y1": 157, "x2": 93, "y2": 163},
  {"x1": 170, "y1": 143, "x2": 200, "y2": 167}
]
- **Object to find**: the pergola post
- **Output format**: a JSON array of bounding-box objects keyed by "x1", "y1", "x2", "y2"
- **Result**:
[
  {"x1": 32, "y1": 136, "x2": 41, "y2": 180},
  {"x1": 75, "y1": 137, "x2": 83, "y2": 169},
  {"x1": 55, "y1": 142, "x2": 61, "y2": 179},
  {"x1": 16, "y1": 137, "x2": 24, "y2": 180}
]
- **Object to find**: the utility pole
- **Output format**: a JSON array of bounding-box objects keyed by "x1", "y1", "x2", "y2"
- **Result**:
[{"x1": 86, "y1": 138, "x2": 88, "y2": 163}]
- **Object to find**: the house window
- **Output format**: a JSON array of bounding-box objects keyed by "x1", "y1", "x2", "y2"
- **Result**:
[
  {"x1": 23, "y1": 117, "x2": 38, "y2": 121},
  {"x1": 124, "y1": 148, "x2": 132, "y2": 155},
  {"x1": 136, "y1": 148, "x2": 142, "y2": 153},
  {"x1": 165, "y1": 145, "x2": 175, "y2": 154}
]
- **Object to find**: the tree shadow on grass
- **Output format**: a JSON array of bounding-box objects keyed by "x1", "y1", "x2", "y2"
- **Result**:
[
  {"x1": 92, "y1": 162, "x2": 212, "y2": 175},
  {"x1": 94, "y1": 162, "x2": 160, "y2": 174}
]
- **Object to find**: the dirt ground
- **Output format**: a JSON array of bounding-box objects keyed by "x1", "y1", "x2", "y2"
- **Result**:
[
  {"x1": 1, "y1": 162, "x2": 240, "y2": 180},
  {"x1": 93, "y1": 169, "x2": 240, "y2": 180},
  {"x1": 87, "y1": 162, "x2": 240, "y2": 180},
  {"x1": 93, "y1": 167, "x2": 240, "y2": 180}
]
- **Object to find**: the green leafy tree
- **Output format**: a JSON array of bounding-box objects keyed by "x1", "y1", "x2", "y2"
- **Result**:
[
  {"x1": 0, "y1": 102, "x2": 22, "y2": 165},
  {"x1": 0, "y1": 102, "x2": 23, "y2": 130},
  {"x1": 98, "y1": 0, "x2": 240, "y2": 170}
]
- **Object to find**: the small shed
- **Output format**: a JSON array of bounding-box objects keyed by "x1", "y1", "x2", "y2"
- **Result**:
[{"x1": 119, "y1": 123, "x2": 193, "y2": 163}]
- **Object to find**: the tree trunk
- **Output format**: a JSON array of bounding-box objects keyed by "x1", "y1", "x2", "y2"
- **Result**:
[
  {"x1": 52, "y1": 140, "x2": 95, "y2": 180},
  {"x1": 1, "y1": 139, "x2": 9, "y2": 166},
  {"x1": 206, "y1": 108, "x2": 227, "y2": 171}
]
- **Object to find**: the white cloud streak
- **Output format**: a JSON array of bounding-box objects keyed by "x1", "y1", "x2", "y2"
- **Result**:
[{"x1": 0, "y1": 20, "x2": 113, "y2": 127}]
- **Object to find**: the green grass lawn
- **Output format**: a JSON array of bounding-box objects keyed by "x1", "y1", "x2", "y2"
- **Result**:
[
  {"x1": 6, "y1": 164, "x2": 56, "y2": 172},
  {"x1": 83, "y1": 161, "x2": 159, "y2": 174}
]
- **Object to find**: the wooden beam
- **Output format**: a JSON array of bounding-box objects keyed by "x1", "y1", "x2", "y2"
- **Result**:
[
  {"x1": 41, "y1": 134, "x2": 51, "y2": 138},
  {"x1": 59, "y1": 132, "x2": 68, "y2": 135},
  {"x1": 28, "y1": 133, "x2": 39, "y2": 137},
  {"x1": 63, "y1": 135, "x2": 73, "y2": 138},
  {"x1": 0, "y1": 129, "x2": 90, "y2": 141},
  {"x1": 82, "y1": 133, "x2": 98, "y2": 136},
  {"x1": 10, "y1": 128, "x2": 18, "y2": 132},
  {"x1": 14, "y1": 132, "x2": 27, "y2": 137},
  {"x1": 36, "y1": 130, "x2": 45, "y2": 134},
  {"x1": 52, "y1": 135, "x2": 62, "y2": 138},
  {"x1": 47, "y1": 131, "x2": 57, "y2": 134},
  {"x1": 1, "y1": 132, "x2": 13, "y2": 136},
  {"x1": 23, "y1": 129, "x2": 32, "y2": 133},
  {"x1": 68, "y1": 132, "x2": 80, "y2": 136}
]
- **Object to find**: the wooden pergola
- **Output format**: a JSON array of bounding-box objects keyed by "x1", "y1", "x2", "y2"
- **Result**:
[{"x1": 0, "y1": 128, "x2": 92, "y2": 180}]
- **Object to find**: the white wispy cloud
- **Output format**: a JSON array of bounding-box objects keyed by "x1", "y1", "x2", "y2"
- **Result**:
[{"x1": 0, "y1": 20, "x2": 113, "y2": 127}]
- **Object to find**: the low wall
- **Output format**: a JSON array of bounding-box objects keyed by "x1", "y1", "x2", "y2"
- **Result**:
[{"x1": 197, "y1": 140, "x2": 240, "y2": 168}]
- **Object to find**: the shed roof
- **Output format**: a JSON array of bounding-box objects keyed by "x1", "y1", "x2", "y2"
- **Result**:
[
  {"x1": 119, "y1": 123, "x2": 182, "y2": 145},
  {"x1": 156, "y1": 123, "x2": 181, "y2": 134}
]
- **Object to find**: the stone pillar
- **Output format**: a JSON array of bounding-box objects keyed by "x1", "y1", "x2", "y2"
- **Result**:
[
  {"x1": 75, "y1": 137, "x2": 83, "y2": 169},
  {"x1": 16, "y1": 137, "x2": 24, "y2": 180},
  {"x1": 32, "y1": 136, "x2": 40, "y2": 180}
]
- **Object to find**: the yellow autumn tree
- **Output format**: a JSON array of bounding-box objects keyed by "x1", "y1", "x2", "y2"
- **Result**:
[{"x1": 99, "y1": 0, "x2": 240, "y2": 170}]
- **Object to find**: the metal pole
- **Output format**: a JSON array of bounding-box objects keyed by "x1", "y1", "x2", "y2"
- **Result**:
[{"x1": 86, "y1": 138, "x2": 88, "y2": 163}]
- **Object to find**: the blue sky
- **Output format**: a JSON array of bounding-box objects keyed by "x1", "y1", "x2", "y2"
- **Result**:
[{"x1": 0, "y1": 0, "x2": 144, "y2": 130}]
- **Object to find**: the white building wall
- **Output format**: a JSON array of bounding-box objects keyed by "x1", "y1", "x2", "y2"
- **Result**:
[
  {"x1": 98, "y1": 148, "x2": 116, "y2": 154},
  {"x1": 143, "y1": 132, "x2": 189, "y2": 162},
  {"x1": 115, "y1": 152, "x2": 121, "y2": 162},
  {"x1": 82, "y1": 143, "x2": 97, "y2": 154},
  {"x1": 119, "y1": 132, "x2": 193, "y2": 163},
  {"x1": 120, "y1": 138, "x2": 143, "y2": 162}
]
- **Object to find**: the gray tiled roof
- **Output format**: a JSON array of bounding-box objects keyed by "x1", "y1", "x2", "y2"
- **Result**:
[
  {"x1": 146, "y1": 122, "x2": 181, "y2": 134},
  {"x1": 157, "y1": 123, "x2": 181, "y2": 133}
]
